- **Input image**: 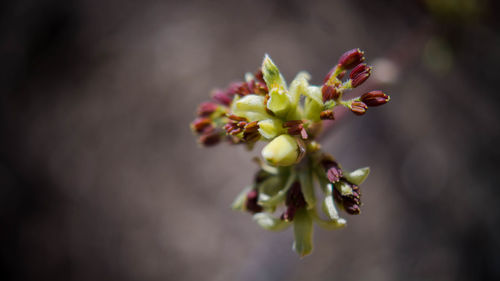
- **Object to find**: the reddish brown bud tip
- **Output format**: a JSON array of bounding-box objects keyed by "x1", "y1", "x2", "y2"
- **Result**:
[
  {"x1": 323, "y1": 67, "x2": 336, "y2": 84},
  {"x1": 212, "y1": 89, "x2": 232, "y2": 105},
  {"x1": 199, "y1": 129, "x2": 221, "y2": 146},
  {"x1": 350, "y1": 101, "x2": 368, "y2": 116},
  {"x1": 338, "y1": 48, "x2": 365, "y2": 70},
  {"x1": 197, "y1": 102, "x2": 218, "y2": 117},
  {"x1": 227, "y1": 114, "x2": 248, "y2": 122},
  {"x1": 344, "y1": 202, "x2": 361, "y2": 215},
  {"x1": 254, "y1": 69, "x2": 265, "y2": 83},
  {"x1": 321, "y1": 85, "x2": 339, "y2": 102},
  {"x1": 191, "y1": 117, "x2": 213, "y2": 133},
  {"x1": 320, "y1": 110, "x2": 335, "y2": 120},
  {"x1": 320, "y1": 155, "x2": 342, "y2": 183},
  {"x1": 337, "y1": 70, "x2": 347, "y2": 80},
  {"x1": 349, "y1": 64, "x2": 370, "y2": 79},
  {"x1": 246, "y1": 189, "x2": 263, "y2": 214},
  {"x1": 349, "y1": 64, "x2": 372, "y2": 88},
  {"x1": 360, "y1": 90, "x2": 390, "y2": 107},
  {"x1": 351, "y1": 72, "x2": 371, "y2": 88}
]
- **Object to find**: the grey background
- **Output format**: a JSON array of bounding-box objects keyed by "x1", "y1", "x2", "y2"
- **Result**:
[{"x1": 1, "y1": 0, "x2": 499, "y2": 280}]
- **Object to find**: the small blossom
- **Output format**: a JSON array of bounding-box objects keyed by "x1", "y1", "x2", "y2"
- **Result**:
[
  {"x1": 338, "y1": 48, "x2": 365, "y2": 70},
  {"x1": 191, "y1": 117, "x2": 213, "y2": 133},
  {"x1": 321, "y1": 85, "x2": 340, "y2": 102},
  {"x1": 333, "y1": 180, "x2": 362, "y2": 215},
  {"x1": 261, "y1": 134, "x2": 300, "y2": 166},
  {"x1": 198, "y1": 128, "x2": 221, "y2": 146},
  {"x1": 360, "y1": 90, "x2": 390, "y2": 107},
  {"x1": 350, "y1": 101, "x2": 368, "y2": 115},
  {"x1": 349, "y1": 64, "x2": 372, "y2": 88},
  {"x1": 191, "y1": 49, "x2": 391, "y2": 257},
  {"x1": 321, "y1": 155, "x2": 343, "y2": 183}
]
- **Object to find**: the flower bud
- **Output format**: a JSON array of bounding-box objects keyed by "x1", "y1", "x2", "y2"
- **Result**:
[
  {"x1": 197, "y1": 102, "x2": 218, "y2": 117},
  {"x1": 349, "y1": 64, "x2": 370, "y2": 79},
  {"x1": 267, "y1": 88, "x2": 291, "y2": 117},
  {"x1": 350, "y1": 101, "x2": 368, "y2": 116},
  {"x1": 321, "y1": 85, "x2": 339, "y2": 102},
  {"x1": 212, "y1": 89, "x2": 233, "y2": 106},
  {"x1": 338, "y1": 48, "x2": 365, "y2": 70},
  {"x1": 360, "y1": 90, "x2": 390, "y2": 107},
  {"x1": 199, "y1": 128, "x2": 221, "y2": 146},
  {"x1": 321, "y1": 155, "x2": 342, "y2": 183},
  {"x1": 257, "y1": 119, "x2": 282, "y2": 139},
  {"x1": 245, "y1": 189, "x2": 263, "y2": 214},
  {"x1": 231, "y1": 95, "x2": 269, "y2": 121},
  {"x1": 261, "y1": 134, "x2": 299, "y2": 166},
  {"x1": 333, "y1": 180, "x2": 362, "y2": 215},
  {"x1": 351, "y1": 72, "x2": 370, "y2": 88},
  {"x1": 191, "y1": 117, "x2": 213, "y2": 133},
  {"x1": 320, "y1": 110, "x2": 335, "y2": 120}
]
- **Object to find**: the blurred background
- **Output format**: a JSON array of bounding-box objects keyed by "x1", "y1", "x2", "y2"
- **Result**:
[{"x1": 1, "y1": 0, "x2": 499, "y2": 280}]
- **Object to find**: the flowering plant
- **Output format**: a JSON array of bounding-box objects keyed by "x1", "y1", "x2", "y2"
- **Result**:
[{"x1": 191, "y1": 49, "x2": 390, "y2": 257}]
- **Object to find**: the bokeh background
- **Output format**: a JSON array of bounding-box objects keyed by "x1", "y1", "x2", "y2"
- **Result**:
[{"x1": 1, "y1": 0, "x2": 499, "y2": 280}]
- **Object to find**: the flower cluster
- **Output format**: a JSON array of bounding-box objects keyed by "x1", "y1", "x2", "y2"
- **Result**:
[{"x1": 190, "y1": 49, "x2": 390, "y2": 257}]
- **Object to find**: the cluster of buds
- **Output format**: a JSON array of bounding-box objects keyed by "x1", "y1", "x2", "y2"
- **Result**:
[{"x1": 191, "y1": 49, "x2": 390, "y2": 257}]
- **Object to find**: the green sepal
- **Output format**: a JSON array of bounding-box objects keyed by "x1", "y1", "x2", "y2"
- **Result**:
[
  {"x1": 258, "y1": 118, "x2": 284, "y2": 139},
  {"x1": 303, "y1": 86, "x2": 323, "y2": 106},
  {"x1": 253, "y1": 213, "x2": 291, "y2": 232},
  {"x1": 322, "y1": 193, "x2": 340, "y2": 220},
  {"x1": 309, "y1": 208, "x2": 346, "y2": 230},
  {"x1": 258, "y1": 176, "x2": 283, "y2": 198},
  {"x1": 231, "y1": 186, "x2": 252, "y2": 211},
  {"x1": 299, "y1": 167, "x2": 315, "y2": 209},
  {"x1": 231, "y1": 94, "x2": 270, "y2": 121},
  {"x1": 288, "y1": 72, "x2": 310, "y2": 108},
  {"x1": 258, "y1": 169, "x2": 295, "y2": 207},
  {"x1": 262, "y1": 54, "x2": 286, "y2": 89},
  {"x1": 267, "y1": 88, "x2": 291, "y2": 118},
  {"x1": 344, "y1": 167, "x2": 370, "y2": 185},
  {"x1": 304, "y1": 97, "x2": 322, "y2": 122},
  {"x1": 335, "y1": 181, "x2": 353, "y2": 196},
  {"x1": 292, "y1": 208, "x2": 313, "y2": 257}
]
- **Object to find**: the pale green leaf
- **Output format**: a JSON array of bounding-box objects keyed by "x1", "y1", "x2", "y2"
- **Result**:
[
  {"x1": 253, "y1": 213, "x2": 291, "y2": 231},
  {"x1": 292, "y1": 208, "x2": 313, "y2": 257},
  {"x1": 344, "y1": 167, "x2": 370, "y2": 185},
  {"x1": 299, "y1": 167, "x2": 315, "y2": 209},
  {"x1": 262, "y1": 54, "x2": 286, "y2": 89},
  {"x1": 231, "y1": 186, "x2": 252, "y2": 211}
]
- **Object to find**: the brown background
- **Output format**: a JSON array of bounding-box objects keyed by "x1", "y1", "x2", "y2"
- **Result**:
[{"x1": 1, "y1": 0, "x2": 499, "y2": 280}]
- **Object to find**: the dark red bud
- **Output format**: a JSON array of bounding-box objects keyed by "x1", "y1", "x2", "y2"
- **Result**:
[
  {"x1": 227, "y1": 114, "x2": 248, "y2": 122},
  {"x1": 350, "y1": 101, "x2": 368, "y2": 116},
  {"x1": 360, "y1": 90, "x2": 390, "y2": 107},
  {"x1": 338, "y1": 48, "x2": 365, "y2": 70},
  {"x1": 199, "y1": 129, "x2": 221, "y2": 146},
  {"x1": 197, "y1": 102, "x2": 218, "y2": 117},
  {"x1": 351, "y1": 72, "x2": 371, "y2": 88},
  {"x1": 192, "y1": 118, "x2": 213, "y2": 133},
  {"x1": 246, "y1": 189, "x2": 263, "y2": 214},
  {"x1": 254, "y1": 70, "x2": 265, "y2": 83},
  {"x1": 212, "y1": 89, "x2": 232, "y2": 106},
  {"x1": 321, "y1": 85, "x2": 339, "y2": 102},
  {"x1": 349, "y1": 64, "x2": 370, "y2": 79},
  {"x1": 343, "y1": 202, "x2": 361, "y2": 215},
  {"x1": 337, "y1": 70, "x2": 346, "y2": 80}
]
